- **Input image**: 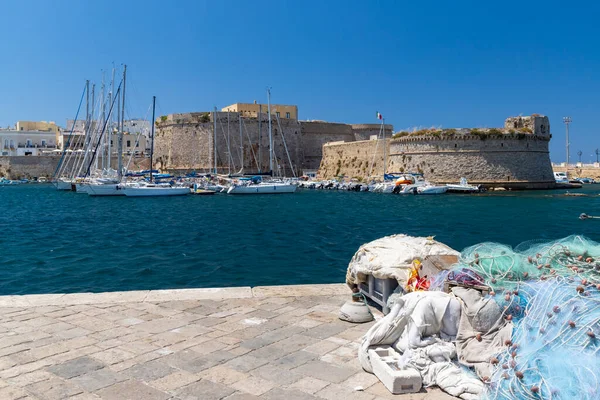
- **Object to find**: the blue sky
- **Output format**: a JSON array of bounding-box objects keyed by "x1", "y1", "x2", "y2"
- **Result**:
[{"x1": 1, "y1": 0, "x2": 598, "y2": 162}]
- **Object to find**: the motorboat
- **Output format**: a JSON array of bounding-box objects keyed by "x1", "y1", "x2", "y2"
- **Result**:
[
  {"x1": 416, "y1": 184, "x2": 448, "y2": 195},
  {"x1": 554, "y1": 172, "x2": 568, "y2": 183},
  {"x1": 446, "y1": 178, "x2": 481, "y2": 193}
]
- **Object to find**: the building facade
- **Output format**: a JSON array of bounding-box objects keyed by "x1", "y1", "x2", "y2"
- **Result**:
[
  {"x1": 0, "y1": 129, "x2": 58, "y2": 156},
  {"x1": 222, "y1": 102, "x2": 299, "y2": 120}
]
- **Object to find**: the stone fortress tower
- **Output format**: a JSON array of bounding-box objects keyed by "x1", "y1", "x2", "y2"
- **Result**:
[{"x1": 319, "y1": 115, "x2": 556, "y2": 189}]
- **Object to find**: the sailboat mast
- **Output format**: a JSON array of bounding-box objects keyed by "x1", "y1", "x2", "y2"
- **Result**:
[
  {"x1": 118, "y1": 64, "x2": 127, "y2": 178},
  {"x1": 213, "y1": 107, "x2": 217, "y2": 174},
  {"x1": 258, "y1": 104, "x2": 262, "y2": 173},
  {"x1": 150, "y1": 96, "x2": 156, "y2": 183},
  {"x1": 239, "y1": 113, "x2": 243, "y2": 173},
  {"x1": 382, "y1": 118, "x2": 386, "y2": 178},
  {"x1": 227, "y1": 111, "x2": 231, "y2": 175},
  {"x1": 100, "y1": 72, "x2": 106, "y2": 170},
  {"x1": 267, "y1": 88, "x2": 273, "y2": 174},
  {"x1": 107, "y1": 67, "x2": 115, "y2": 169}
]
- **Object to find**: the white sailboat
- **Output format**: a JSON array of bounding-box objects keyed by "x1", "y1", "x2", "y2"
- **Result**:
[
  {"x1": 227, "y1": 88, "x2": 297, "y2": 195},
  {"x1": 122, "y1": 96, "x2": 190, "y2": 197}
]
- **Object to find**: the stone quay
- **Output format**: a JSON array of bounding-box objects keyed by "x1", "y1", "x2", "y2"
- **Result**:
[{"x1": 0, "y1": 284, "x2": 454, "y2": 399}]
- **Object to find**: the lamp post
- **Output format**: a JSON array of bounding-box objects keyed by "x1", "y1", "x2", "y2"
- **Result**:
[{"x1": 563, "y1": 117, "x2": 572, "y2": 178}]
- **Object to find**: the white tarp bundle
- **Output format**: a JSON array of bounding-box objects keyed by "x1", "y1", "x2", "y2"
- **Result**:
[
  {"x1": 358, "y1": 291, "x2": 484, "y2": 400},
  {"x1": 346, "y1": 234, "x2": 460, "y2": 287}
]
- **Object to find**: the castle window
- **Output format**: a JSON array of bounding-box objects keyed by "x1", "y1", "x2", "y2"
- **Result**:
[
  {"x1": 276, "y1": 112, "x2": 280, "y2": 118},
  {"x1": 501, "y1": 143, "x2": 503, "y2": 147},
  {"x1": 286, "y1": 112, "x2": 290, "y2": 119},
  {"x1": 454, "y1": 144, "x2": 457, "y2": 148}
]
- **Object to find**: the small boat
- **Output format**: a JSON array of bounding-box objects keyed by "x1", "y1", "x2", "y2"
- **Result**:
[
  {"x1": 191, "y1": 188, "x2": 216, "y2": 195},
  {"x1": 446, "y1": 178, "x2": 481, "y2": 193},
  {"x1": 416, "y1": 184, "x2": 448, "y2": 195},
  {"x1": 227, "y1": 179, "x2": 296, "y2": 194}
]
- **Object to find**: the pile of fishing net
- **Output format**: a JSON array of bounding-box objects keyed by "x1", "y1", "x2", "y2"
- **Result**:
[{"x1": 444, "y1": 235, "x2": 600, "y2": 400}]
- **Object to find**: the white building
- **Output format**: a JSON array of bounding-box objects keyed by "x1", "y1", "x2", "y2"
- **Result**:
[{"x1": 0, "y1": 129, "x2": 58, "y2": 156}]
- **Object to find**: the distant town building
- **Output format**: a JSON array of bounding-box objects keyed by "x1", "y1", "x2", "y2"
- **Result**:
[
  {"x1": 15, "y1": 121, "x2": 60, "y2": 133},
  {"x1": 222, "y1": 102, "x2": 298, "y2": 120},
  {"x1": 0, "y1": 122, "x2": 58, "y2": 156}
]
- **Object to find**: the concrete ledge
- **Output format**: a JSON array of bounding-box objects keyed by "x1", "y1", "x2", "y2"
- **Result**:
[
  {"x1": 0, "y1": 284, "x2": 352, "y2": 307},
  {"x1": 252, "y1": 283, "x2": 349, "y2": 298},
  {"x1": 0, "y1": 287, "x2": 253, "y2": 307}
]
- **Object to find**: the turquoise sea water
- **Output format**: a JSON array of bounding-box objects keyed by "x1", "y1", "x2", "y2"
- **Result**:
[{"x1": 1, "y1": 184, "x2": 600, "y2": 295}]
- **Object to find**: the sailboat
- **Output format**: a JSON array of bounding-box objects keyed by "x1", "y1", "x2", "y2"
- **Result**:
[
  {"x1": 122, "y1": 96, "x2": 190, "y2": 197},
  {"x1": 227, "y1": 88, "x2": 296, "y2": 195}
]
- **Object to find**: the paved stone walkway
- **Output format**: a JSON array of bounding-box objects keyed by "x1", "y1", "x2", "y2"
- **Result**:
[{"x1": 0, "y1": 284, "x2": 455, "y2": 399}]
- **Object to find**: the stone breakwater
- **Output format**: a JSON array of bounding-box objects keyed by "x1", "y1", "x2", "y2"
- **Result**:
[{"x1": 0, "y1": 284, "x2": 454, "y2": 399}]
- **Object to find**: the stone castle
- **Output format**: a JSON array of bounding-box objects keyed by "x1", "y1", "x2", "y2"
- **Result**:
[
  {"x1": 318, "y1": 115, "x2": 555, "y2": 189},
  {"x1": 153, "y1": 105, "x2": 392, "y2": 176}
]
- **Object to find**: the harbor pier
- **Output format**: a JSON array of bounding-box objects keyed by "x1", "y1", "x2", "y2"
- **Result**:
[{"x1": 0, "y1": 284, "x2": 453, "y2": 400}]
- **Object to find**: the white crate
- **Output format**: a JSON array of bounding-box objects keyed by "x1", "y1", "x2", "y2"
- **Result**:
[
  {"x1": 369, "y1": 346, "x2": 422, "y2": 395},
  {"x1": 358, "y1": 275, "x2": 398, "y2": 314}
]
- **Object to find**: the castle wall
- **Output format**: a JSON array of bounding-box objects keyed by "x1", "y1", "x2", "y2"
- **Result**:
[
  {"x1": 318, "y1": 134, "x2": 555, "y2": 188},
  {"x1": 389, "y1": 135, "x2": 554, "y2": 186},
  {"x1": 318, "y1": 139, "x2": 388, "y2": 180},
  {"x1": 300, "y1": 122, "x2": 355, "y2": 171},
  {"x1": 154, "y1": 114, "x2": 371, "y2": 176},
  {"x1": 350, "y1": 124, "x2": 394, "y2": 141},
  {"x1": 154, "y1": 112, "x2": 302, "y2": 176}
]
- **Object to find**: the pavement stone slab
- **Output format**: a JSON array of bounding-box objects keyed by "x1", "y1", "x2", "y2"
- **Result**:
[
  {"x1": 95, "y1": 380, "x2": 170, "y2": 400},
  {"x1": 293, "y1": 360, "x2": 357, "y2": 384},
  {"x1": 174, "y1": 379, "x2": 235, "y2": 400},
  {"x1": 46, "y1": 356, "x2": 104, "y2": 379},
  {"x1": 70, "y1": 367, "x2": 127, "y2": 392}
]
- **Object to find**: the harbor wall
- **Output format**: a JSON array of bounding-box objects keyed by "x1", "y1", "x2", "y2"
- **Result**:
[
  {"x1": 0, "y1": 156, "x2": 150, "y2": 180},
  {"x1": 553, "y1": 165, "x2": 600, "y2": 180},
  {"x1": 319, "y1": 135, "x2": 556, "y2": 189},
  {"x1": 154, "y1": 113, "x2": 391, "y2": 176},
  {"x1": 0, "y1": 156, "x2": 60, "y2": 179}
]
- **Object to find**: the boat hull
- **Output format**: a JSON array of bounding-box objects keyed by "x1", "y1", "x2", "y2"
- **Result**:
[
  {"x1": 87, "y1": 184, "x2": 125, "y2": 196},
  {"x1": 55, "y1": 180, "x2": 73, "y2": 190},
  {"x1": 417, "y1": 186, "x2": 448, "y2": 195},
  {"x1": 227, "y1": 183, "x2": 297, "y2": 194},
  {"x1": 75, "y1": 183, "x2": 91, "y2": 194},
  {"x1": 122, "y1": 187, "x2": 190, "y2": 197}
]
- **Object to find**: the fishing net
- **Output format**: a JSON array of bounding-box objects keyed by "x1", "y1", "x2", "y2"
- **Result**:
[{"x1": 444, "y1": 235, "x2": 600, "y2": 399}]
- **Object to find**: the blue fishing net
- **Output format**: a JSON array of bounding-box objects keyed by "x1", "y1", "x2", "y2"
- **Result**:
[{"x1": 445, "y1": 236, "x2": 600, "y2": 399}]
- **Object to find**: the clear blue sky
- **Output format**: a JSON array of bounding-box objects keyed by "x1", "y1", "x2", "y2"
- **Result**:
[{"x1": 1, "y1": 0, "x2": 598, "y2": 162}]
